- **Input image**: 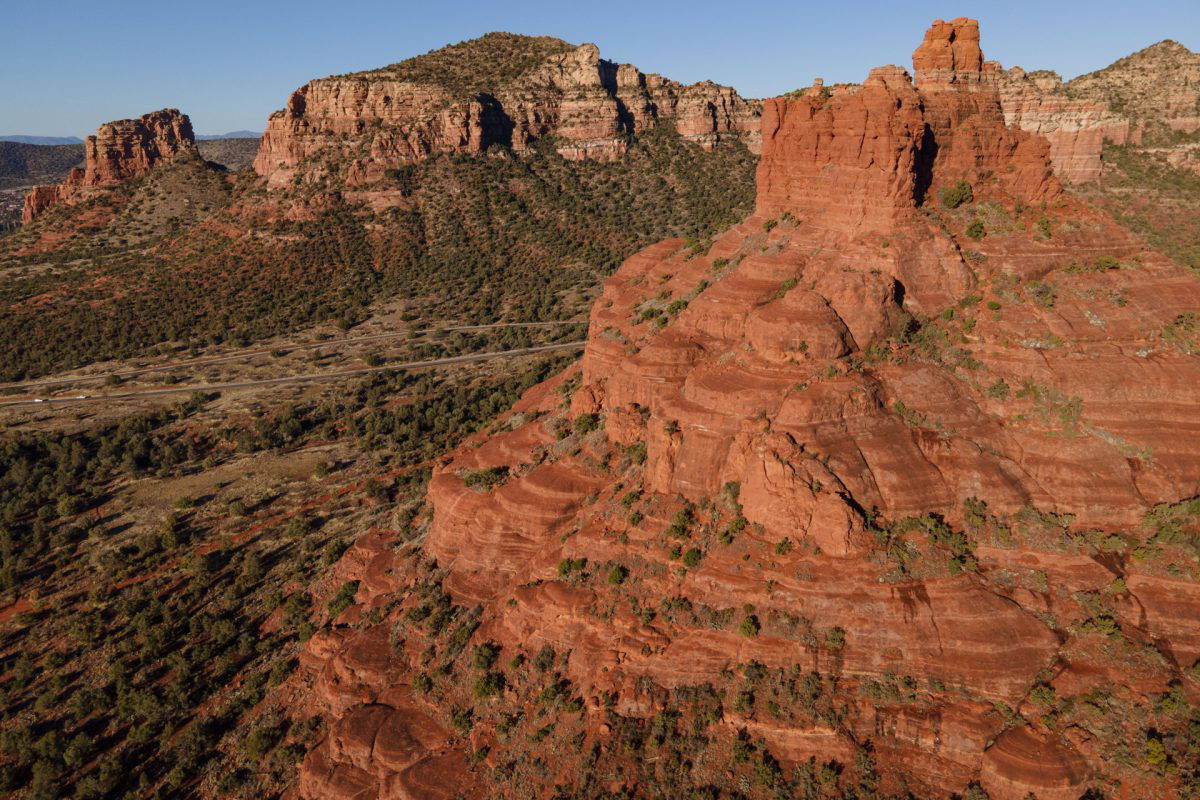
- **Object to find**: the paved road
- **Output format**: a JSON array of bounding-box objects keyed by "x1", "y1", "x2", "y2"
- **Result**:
[
  {"x1": 0, "y1": 320, "x2": 584, "y2": 392},
  {"x1": 0, "y1": 341, "x2": 586, "y2": 408}
]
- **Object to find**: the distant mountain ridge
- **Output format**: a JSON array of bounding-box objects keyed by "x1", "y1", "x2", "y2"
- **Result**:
[
  {"x1": 0, "y1": 135, "x2": 84, "y2": 145},
  {"x1": 1, "y1": 132, "x2": 260, "y2": 145},
  {"x1": 195, "y1": 130, "x2": 261, "y2": 140}
]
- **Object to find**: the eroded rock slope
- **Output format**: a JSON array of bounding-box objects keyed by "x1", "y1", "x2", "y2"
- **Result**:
[{"x1": 298, "y1": 19, "x2": 1200, "y2": 800}]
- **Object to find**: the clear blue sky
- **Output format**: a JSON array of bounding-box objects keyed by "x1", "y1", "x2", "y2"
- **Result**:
[{"x1": 2, "y1": 0, "x2": 1196, "y2": 136}]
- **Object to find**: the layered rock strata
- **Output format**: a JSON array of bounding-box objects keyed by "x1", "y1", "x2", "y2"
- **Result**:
[
  {"x1": 997, "y1": 37, "x2": 1200, "y2": 182},
  {"x1": 253, "y1": 36, "x2": 761, "y2": 190},
  {"x1": 21, "y1": 108, "x2": 196, "y2": 223},
  {"x1": 300, "y1": 19, "x2": 1200, "y2": 799},
  {"x1": 995, "y1": 68, "x2": 1135, "y2": 183}
]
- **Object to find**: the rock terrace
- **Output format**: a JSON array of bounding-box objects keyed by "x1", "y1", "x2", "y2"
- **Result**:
[{"x1": 297, "y1": 19, "x2": 1200, "y2": 800}]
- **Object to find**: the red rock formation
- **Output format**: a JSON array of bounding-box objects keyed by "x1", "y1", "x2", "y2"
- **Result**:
[
  {"x1": 756, "y1": 27, "x2": 1059, "y2": 235},
  {"x1": 253, "y1": 37, "x2": 761, "y2": 190},
  {"x1": 995, "y1": 68, "x2": 1134, "y2": 183},
  {"x1": 908, "y1": 18, "x2": 1141, "y2": 185},
  {"x1": 300, "y1": 20, "x2": 1200, "y2": 800},
  {"x1": 21, "y1": 108, "x2": 195, "y2": 223},
  {"x1": 979, "y1": 726, "x2": 1092, "y2": 800},
  {"x1": 20, "y1": 185, "x2": 64, "y2": 224},
  {"x1": 989, "y1": 37, "x2": 1200, "y2": 184},
  {"x1": 911, "y1": 17, "x2": 986, "y2": 88}
]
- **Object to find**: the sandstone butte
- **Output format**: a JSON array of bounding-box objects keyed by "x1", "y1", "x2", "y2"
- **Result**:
[
  {"x1": 295, "y1": 19, "x2": 1200, "y2": 800},
  {"x1": 20, "y1": 108, "x2": 196, "y2": 223},
  {"x1": 251, "y1": 34, "x2": 762, "y2": 193}
]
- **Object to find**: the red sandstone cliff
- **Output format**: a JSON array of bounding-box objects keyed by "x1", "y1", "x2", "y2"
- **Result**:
[
  {"x1": 21, "y1": 108, "x2": 196, "y2": 223},
  {"x1": 994, "y1": 68, "x2": 1135, "y2": 183},
  {"x1": 905, "y1": 18, "x2": 1135, "y2": 184},
  {"x1": 995, "y1": 37, "x2": 1200, "y2": 183},
  {"x1": 253, "y1": 34, "x2": 761, "y2": 191},
  {"x1": 297, "y1": 20, "x2": 1200, "y2": 800}
]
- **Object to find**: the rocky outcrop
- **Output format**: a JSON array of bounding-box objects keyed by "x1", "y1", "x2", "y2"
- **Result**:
[
  {"x1": 907, "y1": 17, "x2": 1132, "y2": 184},
  {"x1": 903, "y1": 19, "x2": 1200, "y2": 185},
  {"x1": 994, "y1": 67, "x2": 1134, "y2": 183},
  {"x1": 993, "y1": 38, "x2": 1200, "y2": 183},
  {"x1": 300, "y1": 20, "x2": 1200, "y2": 800},
  {"x1": 253, "y1": 35, "x2": 761, "y2": 190},
  {"x1": 911, "y1": 17, "x2": 988, "y2": 88},
  {"x1": 21, "y1": 108, "x2": 195, "y2": 223},
  {"x1": 755, "y1": 54, "x2": 1059, "y2": 233},
  {"x1": 20, "y1": 185, "x2": 65, "y2": 223}
]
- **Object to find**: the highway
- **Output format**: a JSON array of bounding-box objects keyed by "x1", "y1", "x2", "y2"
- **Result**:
[
  {"x1": 0, "y1": 341, "x2": 586, "y2": 408},
  {"x1": 0, "y1": 320, "x2": 583, "y2": 392}
]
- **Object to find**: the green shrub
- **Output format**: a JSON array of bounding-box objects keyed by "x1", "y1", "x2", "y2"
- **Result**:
[
  {"x1": 326, "y1": 582, "x2": 359, "y2": 618},
  {"x1": 473, "y1": 671, "x2": 506, "y2": 699},
  {"x1": 666, "y1": 508, "x2": 693, "y2": 539},
  {"x1": 533, "y1": 645, "x2": 556, "y2": 672},
  {"x1": 1029, "y1": 683, "x2": 1056, "y2": 706},
  {"x1": 450, "y1": 708, "x2": 474, "y2": 733},
  {"x1": 242, "y1": 723, "x2": 281, "y2": 760},
  {"x1": 940, "y1": 180, "x2": 973, "y2": 209},
  {"x1": 739, "y1": 615, "x2": 761, "y2": 637},
  {"x1": 965, "y1": 220, "x2": 986, "y2": 240},
  {"x1": 472, "y1": 642, "x2": 500, "y2": 670},
  {"x1": 463, "y1": 466, "x2": 508, "y2": 489},
  {"x1": 1026, "y1": 280, "x2": 1057, "y2": 308},
  {"x1": 556, "y1": 557, "x2": 586, "y2": 577}
]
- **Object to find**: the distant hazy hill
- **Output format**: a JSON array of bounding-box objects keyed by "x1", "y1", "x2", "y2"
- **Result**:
[
  {"x1": 0, "y1": 141, "x2": 83, "y2": 190},
  {"x1": 0, "y1": 134, "x2": 84, "y2": 145},
  {"x1": 195, "y1": 137, "x2": 260, "y2": 171},
  {"x1": 195, "y1": 130, "x2": 261, "y2": 140}
]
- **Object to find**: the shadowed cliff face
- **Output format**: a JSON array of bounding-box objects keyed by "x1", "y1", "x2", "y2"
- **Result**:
[
  {"x1": 21, "y1": 109, "x2": 196, "y2": 223},
  {"x1": 252, "y1": 34, "x2": 762, "y2": 190},
  {"x1": 292, "y1": 19, "x2": 1200, "y2": 800}
]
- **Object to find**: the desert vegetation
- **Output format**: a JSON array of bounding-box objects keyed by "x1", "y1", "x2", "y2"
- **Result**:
[{"x1": 0, "y1": 126, "x2": 753, "y2": 380}]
